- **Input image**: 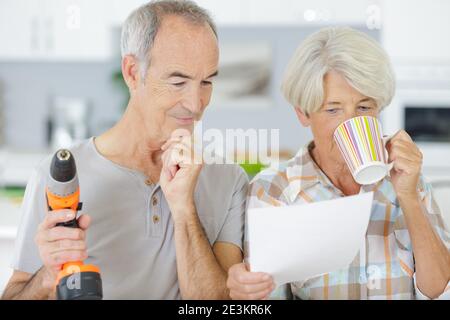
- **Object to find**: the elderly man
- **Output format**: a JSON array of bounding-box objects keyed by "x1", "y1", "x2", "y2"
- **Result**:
[{"x1": 2, "y1": 0, "x2": 247, "y2": 300}]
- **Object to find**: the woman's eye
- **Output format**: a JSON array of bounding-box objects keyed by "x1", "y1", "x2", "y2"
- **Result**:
[
  {"x1": 172, "y1": 82, "x2": 185, "y2": 87},
  {"x1": 325, "y1": 109, "x2": 338, "y2": 114},
  {"x1": 358, "y1": 106, "x2": 372, "y2": 111}
]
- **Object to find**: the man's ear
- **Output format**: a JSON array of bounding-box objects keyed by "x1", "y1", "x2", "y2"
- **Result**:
[
  {"x1": 294, "y1": 107, "x2": 311, "y2": 127},
  {"x1": 121, "y1": 55, "x2": 141, "y2": 92}
]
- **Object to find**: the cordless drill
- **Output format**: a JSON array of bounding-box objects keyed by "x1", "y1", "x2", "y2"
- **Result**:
[{"x1": 46, "y1": 149, "x2": 103, "y2": 300}]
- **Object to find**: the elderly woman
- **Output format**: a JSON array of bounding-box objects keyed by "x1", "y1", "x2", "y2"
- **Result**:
[{"x1": 227, "y1": 27, "x2": 450, "y2": 300}]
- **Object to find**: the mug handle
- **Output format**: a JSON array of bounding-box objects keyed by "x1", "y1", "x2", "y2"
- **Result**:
[{"x1": 382, "y1": 135, "x2": 395, "y2": 171}]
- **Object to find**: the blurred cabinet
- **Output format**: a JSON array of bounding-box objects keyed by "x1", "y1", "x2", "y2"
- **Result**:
[
  {"x1": 46, "y1": 0, "x2": 112, "y2": 61},
  {"x1": 0, "y1": 0, "x2": 381, "y2": 61},
  {"x1": 382, "y1": 0, "x2": 450, "y2": 63},
  {"x1": 432, "y1": 181, "x2": 450, "y2": 229},
  {"x1": 196, "y1": 0, "x2": 378, "y2": 25},
  {"x1": 0, "y1": 0, "x2": 113, "y2": 61},
  {"x1": 109, "y1": 0, "x2": 148, "y2": 26},
  {"x1": 0, "y1": 0, "x2": 39, "y2": 59}
]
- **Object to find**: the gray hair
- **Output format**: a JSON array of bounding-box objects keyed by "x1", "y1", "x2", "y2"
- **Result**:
[
  {"x1": 121, "y1": 0, "x2": 217, "y2": 77},
  {"x1": 281, "y1": 27, "x2": 395, "y2": 115}
]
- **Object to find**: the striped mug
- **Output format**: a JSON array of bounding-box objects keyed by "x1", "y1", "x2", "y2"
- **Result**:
[{"x1": 333, "y1": 116, "x2": 393, "y2": 185}]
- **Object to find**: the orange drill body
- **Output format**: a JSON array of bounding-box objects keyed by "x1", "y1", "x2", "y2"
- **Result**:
[
  {"x1": 46, "y1": 149, "x2": 103, "y2": 300},
  {"x1": 46, "y1": 186, "x2": 80, "y2": 212}
]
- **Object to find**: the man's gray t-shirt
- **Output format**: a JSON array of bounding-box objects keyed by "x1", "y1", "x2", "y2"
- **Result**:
[{"x1": 12, "y1": 137, "x2": 248, "y2": 299}]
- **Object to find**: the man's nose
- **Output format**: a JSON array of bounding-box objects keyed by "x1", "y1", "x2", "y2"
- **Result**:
[{"x1": 183, "y1": 86, "x2": 202, "y2": 114}]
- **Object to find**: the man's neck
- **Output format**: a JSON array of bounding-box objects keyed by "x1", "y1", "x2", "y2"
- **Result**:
[{"x1": 94, "y1": 104, "x2": 164, "y2": 180}]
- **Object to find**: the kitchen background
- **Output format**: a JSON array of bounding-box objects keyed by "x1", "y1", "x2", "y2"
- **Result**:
[{"x1": 1, "y1": 0, "x2": 450, "y2": 294}]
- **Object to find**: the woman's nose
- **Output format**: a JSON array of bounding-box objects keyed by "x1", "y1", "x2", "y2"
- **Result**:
[{"x1": 343, "y1": 109, "x2": 359, "y2": 121}]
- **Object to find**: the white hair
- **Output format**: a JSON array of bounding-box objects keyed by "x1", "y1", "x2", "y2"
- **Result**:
[
  {"x1": 121, "y1": 0, "x2": 217, "y2": 77},
  {"x1": 281, "y1": 27, "x2": 395, "y2": 115}
]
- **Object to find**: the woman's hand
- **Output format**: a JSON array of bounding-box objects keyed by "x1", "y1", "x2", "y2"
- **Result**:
[
  {"x1": 386, "y1": 130, "x2": 423, "y2": 200},
  {"x1": 227, "y1": 263, "x2": 275, "y2": 300},
  {"x1": 387, "y1": 130, "x2": 450, "y2": 298}
]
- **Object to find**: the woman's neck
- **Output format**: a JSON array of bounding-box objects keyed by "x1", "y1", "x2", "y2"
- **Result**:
[{"x1": 309, "y1": 143, "x2": 361, "y2": 196}]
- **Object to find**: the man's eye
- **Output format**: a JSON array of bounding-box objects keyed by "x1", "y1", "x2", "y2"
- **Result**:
[
  {"x1": 172, "y1": 82, "x2": 185, "y2": 87},
  {"x1": 358, "y1": 106, "x2": 372, "y2": 111},
  {"x1": 201, "y1": 80, "x2": 212, "y2": 86}
]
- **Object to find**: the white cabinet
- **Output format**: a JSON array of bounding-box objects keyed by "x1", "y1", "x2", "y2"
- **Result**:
[
  {"x1": 45, "y1": 0, "x2": 112, "y2": 61},
  {"x1": 109, "y1": 0, "x2": 148, "y2": 26},
  {"x1": 196, "y1": 0, "x2": 377, "y2": 25},
  {"x1": 0, "y1": 0, "x2": 41, "y2": 59},
  {"x1": 0, "y1": 0, "x2": 113, "y2": 61},
  {"x1": 381, "y1": 0, "x2": 450, "y2": 63},
  {"x1": 0, "y1": 0, "x2": 381, "y2": 61}
]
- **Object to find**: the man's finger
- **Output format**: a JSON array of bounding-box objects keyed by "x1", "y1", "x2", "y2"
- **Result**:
[
  {"x1": 161, "y1": 136, "x2": 182, "y2": 151},
  {"x1": 40, "y1": 209, "x2": 76, "y2": 230},
  {"x1": 45, "y1": 227, "x2": 85, "y2": 242},
  {"x1": 162, "y1": 131, "x2": 194, "y2": 151},
  {"x1": 170, "y1": 128, "x2": 191, "y2": 139},
  {"x1": 50, "y1": 250, "x2": 88, "y2": 265},
  {"x1": 48, "y1": 239, "x2": 87, "y2": 254},
  {"x1": 166, "y1": 146, "x2": 186, "y2": 169},
  {"x1": 77, "y1": 214, "x2": 91, "y2": 231},
  {"x1": 162, "y1": 148, "x2": 180, "y2": 179}
]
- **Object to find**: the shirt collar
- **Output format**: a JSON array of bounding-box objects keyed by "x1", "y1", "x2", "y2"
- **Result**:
[
  {"x1": 284, "y1": 141, "x2": 397, "y2": 206},
  {"x1": 284, "y1": 141, "x2": 320, "y2": 203}
]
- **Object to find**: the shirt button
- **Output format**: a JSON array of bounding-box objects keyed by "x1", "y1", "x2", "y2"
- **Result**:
[
  {"x1": 152, "y1": 197, "x2": 158, "y2": 206},
  {"x1": 152, "y1": 215, "x2": 160, "y2": 224}
]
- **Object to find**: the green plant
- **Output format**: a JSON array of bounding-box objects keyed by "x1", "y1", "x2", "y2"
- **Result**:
[{"x1": 239, "y1": 162, "x2": 266, "y2": 179}]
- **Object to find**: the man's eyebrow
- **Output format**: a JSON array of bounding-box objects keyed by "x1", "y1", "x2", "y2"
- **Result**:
[
  {"x1": 358, "y1": 98, "x2": 371, "y2": 103},
  {"x1": 165, "y1": 70, "x2": 219, "y2": 80},
  {"x1": 206, "y1": 70, "x2": 219, "y2": 78},
  {"x1": 166, "y1": 72, "x2": 193, "y2": 79}
]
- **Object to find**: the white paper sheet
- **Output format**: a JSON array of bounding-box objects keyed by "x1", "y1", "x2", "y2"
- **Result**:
[{"x1": 247, "y1": 192, "x2": 374, "y2": 285}]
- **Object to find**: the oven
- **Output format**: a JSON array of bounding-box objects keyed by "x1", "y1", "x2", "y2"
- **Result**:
[{"x1": 382, "y1": 85, "x2": 450, "y2": 227}]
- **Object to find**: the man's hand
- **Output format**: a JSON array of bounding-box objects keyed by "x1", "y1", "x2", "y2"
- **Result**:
[
  {"x1": 34, "y1": 209, "x2": 90, "y2": 289},
  {"x1": 160, "y1": 129, "x2": 202, "y2": 222},
  {"x1": 227, "y1": 263, "x2": 275, "y2": 300}
]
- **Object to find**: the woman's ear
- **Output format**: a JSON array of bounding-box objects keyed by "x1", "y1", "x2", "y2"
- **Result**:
[{"x1": 294, "y1": 107, "x2": 311, "y2": 127}]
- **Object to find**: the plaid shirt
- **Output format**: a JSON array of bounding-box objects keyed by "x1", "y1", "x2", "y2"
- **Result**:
[{"x1": 246, "y1": 142, "x2": 450, "y2": 300}]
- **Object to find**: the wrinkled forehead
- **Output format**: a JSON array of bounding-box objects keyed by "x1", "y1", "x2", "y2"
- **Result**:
[{"x1": 149, "y1": 16, "x2": 219, "y2": 75}]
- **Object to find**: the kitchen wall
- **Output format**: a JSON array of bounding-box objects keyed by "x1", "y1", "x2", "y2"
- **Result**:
[
  {"x1": 0, "y1": 26, "x2": 379, "y2": 153},
  {"x1": 0, "y1": 62, "x2": 122, "y2": 150},
  {"x1": 0, "y1": 1, "x2": 384, "y2": 294},
  {"x1": 1, "y1": 0, "x2": 450, "y2": 296}
]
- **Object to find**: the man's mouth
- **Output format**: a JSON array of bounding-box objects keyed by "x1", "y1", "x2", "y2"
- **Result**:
[{"x1": 173, "y1": 116, "x2": 195, "y2": 125}]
